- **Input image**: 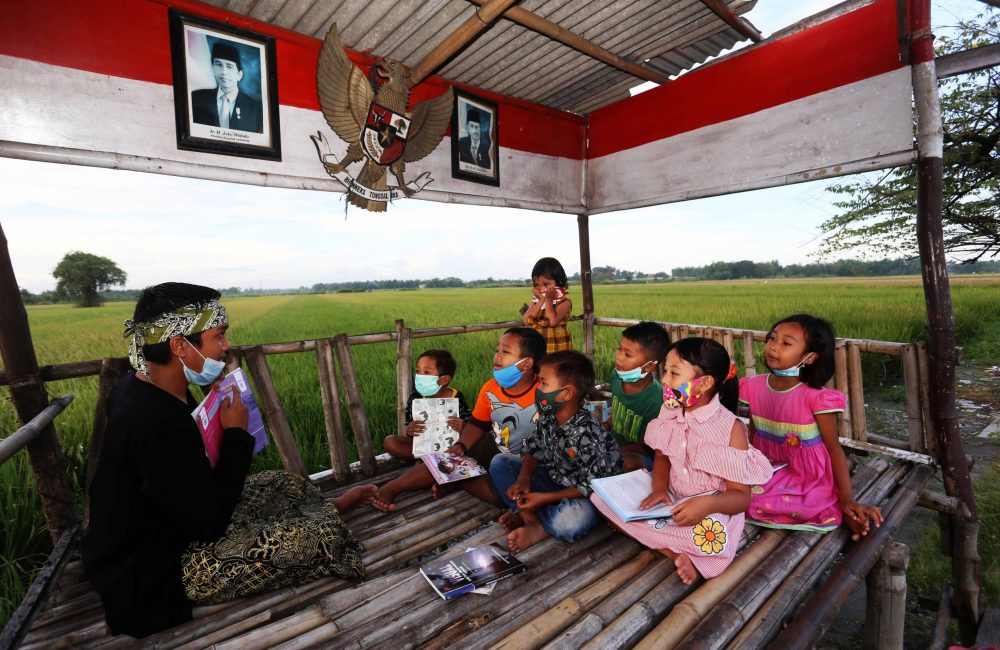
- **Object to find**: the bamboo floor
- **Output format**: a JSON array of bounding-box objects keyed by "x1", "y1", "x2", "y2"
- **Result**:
[{"x1": 15, "y1": 457, "x2": 932, "y2": 649}]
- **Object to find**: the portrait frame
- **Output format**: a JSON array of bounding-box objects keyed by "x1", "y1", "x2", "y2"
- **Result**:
[
  {"x1": 168, "y1": 10, "x2": 281, "y2": 161},
  {"x1": 451, "y1": 89, "x2": 499, "y2": 186}
]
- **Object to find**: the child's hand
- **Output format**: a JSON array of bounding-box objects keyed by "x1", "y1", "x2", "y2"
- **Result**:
[
  {"x1": 405, "y1": 420, "x2": 425, "y2": 437},
  {"x1": 506, "y1": 478, "x2": 531, "y2": 504},
  {"x1": 544, "y1": 287, "x2": 560, "y2": 301},
  {"x1": 515, "y1": 491, "x2": 549, "y2": 514},
  {"x1": 445, "y1": 442, "x2": 465, "y2": 456},
  {"x1": 446, "y1": 416, "x2": 464, "y2": 433},
  {"x1": 841, "y1": 500, "x2": 883, "y2": 541},
  {"x1": 639, "y1": 489, "x2": 672, "y2": 510},
  {"x1": 670, "y1": 496, "x2": 709, "y2": 527}
]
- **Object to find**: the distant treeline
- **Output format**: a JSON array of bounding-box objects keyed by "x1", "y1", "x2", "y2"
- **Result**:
[{"x1": 17, "y1": 258, "x2": 999, "y2": 305}]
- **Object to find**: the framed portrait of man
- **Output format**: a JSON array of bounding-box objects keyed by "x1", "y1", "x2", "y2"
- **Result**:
[
  {"x1": 168, "y1": 10, "x2": 281, "y2": 160},
  {"x1": 451, "y1": 89, "x2": 499, "y2": 186}
]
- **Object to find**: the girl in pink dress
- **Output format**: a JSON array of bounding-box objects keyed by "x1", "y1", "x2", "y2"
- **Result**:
[
  {"x1": 592, "y1": 338, "x2": 773, "y2": 585},
  {"x1": 740, "y1": 314, "x2": 883, "y2": 539}
]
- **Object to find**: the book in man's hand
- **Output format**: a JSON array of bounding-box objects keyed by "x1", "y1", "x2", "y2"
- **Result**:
[
  {"x1": 591, "y1": 469, "x2": 719, "y2": 522},
  {"x1": 421, "y1": 452, "x2": 486, "y2": 484},
  {"x1": 420, "y1": 543, "x2": 526, "y2": 600},
  {"x1": 192, "y1": 368, "x2": 268, "y2": 468}
]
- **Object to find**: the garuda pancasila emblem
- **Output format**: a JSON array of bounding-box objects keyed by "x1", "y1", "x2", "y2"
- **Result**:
[{"x1": 311, "y1": 24, "x2": 454, "y2": 212}]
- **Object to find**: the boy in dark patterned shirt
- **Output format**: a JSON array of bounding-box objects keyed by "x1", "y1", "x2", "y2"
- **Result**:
[{"x1": 490, "y1": 350, "x2": 623, "y2": 551}]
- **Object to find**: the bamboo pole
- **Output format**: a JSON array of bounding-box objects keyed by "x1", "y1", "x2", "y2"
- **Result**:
[
  {"x1": 579, "y1": 573, "x2": 694, "y2": 649},
  {"x1": 578, "y1": 214, "x2": 596, "y2": 359},
  {"x1": 742, "y1": 331, "x2": 756, "y2": 376},
  {"x1": 407, "y1": 0, "x2": 521, "y2": 87},
  {"x1": 723, "y1": 330, "x2": 735, "y2": 360},
  {"x1": 243, "y1": 346, "x2": 308, "y2": 478},
  {"x1": 862, "y1": 542, "x2": 909, "y2": 650},
  {"x1": 902, "y1": 344, "x2": 926, "y2": 452},
  {"x1": 847, "y1": 341, "x2": 868, "y2": 441},
  {"x1": 395, "y1": 320, "x2": 412, "y2": 437},
  {"x1": 0, "y1": 395, "x2": 75, "y2": 466},
  {"x1": 634, "y1": 530, "x2": 786, "y2": 649},
  {"x1": 929, "y1": 584, "x2": 953, "y2": 650},
  {"x1": 771, "y1": 465, "x2": 934, "y2": 648},
  {"x1": 916, "y1": 341, "x2": 937, "y2": 458},
  {"x1": 315, "y1": 338, "x2": 350, "y2": 482},
  {"x1": 699, "y1": 0, "x2": 764, "y2": 41},
  {"x1": 333, "y1": 333, "x2": 376, "y2": 476}
]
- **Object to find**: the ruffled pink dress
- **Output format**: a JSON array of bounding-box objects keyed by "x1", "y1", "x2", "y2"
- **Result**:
[
  {"x1": 739, "y1": 374, "x2": 847, "y2": 532},
  {"x1": 591, "y1": 396, "x2": 773, "y2": 579}
]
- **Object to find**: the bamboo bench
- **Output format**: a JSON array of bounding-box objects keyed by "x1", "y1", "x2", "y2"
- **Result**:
[{"x1": 3, "y1": 319, "x2": 950, "y2": 648}]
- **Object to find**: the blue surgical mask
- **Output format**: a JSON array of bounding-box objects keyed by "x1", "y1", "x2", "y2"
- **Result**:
[
  {"x1": 181, "y1": 339, "x2": 226, "y2": 386},
  {"x1": 771, "y1": 355, "x2": 813, "y2": 378},
  {"x1": 493, "y1": 358, "x2": 527, "y2": 389},
  {"x1": 616, "y1": 361, "x2": 654, "y2": 383},
  {"x1": 414, "y1": 373, "x2": 441, "y2": 397}
]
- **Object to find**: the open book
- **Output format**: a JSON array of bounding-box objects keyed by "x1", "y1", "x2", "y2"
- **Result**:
[
  {"x1": 421, "y1": 452, "x2": 486, "y2": 484},
  {"x1": 410, "y1": 397, "x2": 460, "y2": 457},
  {"x1": 192, "y1": 368, "x2": 268, "y2": 468},
  {"x1": 591, "y1": 469, "x2": 718, "y2": 522},
  {"x1": 420, "y1": 543, "x2": 526, "y2": 600}
]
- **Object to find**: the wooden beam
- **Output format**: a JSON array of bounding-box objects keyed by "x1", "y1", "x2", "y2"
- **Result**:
[
  {"x1": 936, "y1": 42, "x2": 1000, "y2": 78},
  {"x1": 408, "y1": 0, "x2": 521, "y2": 87},
  {"x1": 466, "y1": 0, "x2": 669, "y2": 85},
  {"x1": 699, "y1": 0, "x2": 763, "y2": 43}
]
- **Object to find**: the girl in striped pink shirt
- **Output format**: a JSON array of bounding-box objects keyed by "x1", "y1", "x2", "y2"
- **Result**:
[{"x1": 592, "y1": 338, "x2": 772, "y2": 585}]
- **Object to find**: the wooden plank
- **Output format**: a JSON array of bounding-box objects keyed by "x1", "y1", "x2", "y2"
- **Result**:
[
  {"x1": 916, "y1": 342, "x2": 937, "y2": 457},
  {"x1": 847, "y1": 340, "x2": 868, "y2": 441},
  {"x1": 902, "y1": 344, "x2": 927, "y2": 452},
  {"x1": 742, "y1": 331, "x2": 756, "y2": 376},
  {"x1": 333, "y1": 334, "x2": 376, "y2": 477},
  {"x1": 315, "y1": 338, "x2": 350, "y2": 483},
  {"x1": 835, "y1": 339, "x2": 850, "y2": 438},
  {"x1": 395, "y1": 320, "x2": 412, "y2": 437},
  {"x1": 936, "y1": 41, "x2": 1000, "y2": 78},
  {"x1": 699, "y1": 0, "x2": 764, "y2": 42},
  {"x1": 243, "y1": 346, "x2": 308, "y2": 478},
  {"x1": 862, "y1": 542, "x2": 909, "y2": 650},
  {"x1": 930, "y1": 584, "x2": 954, "y2": 650},
  {"x1": 838, "y1": 437, "x2": 936, "y2": 465}
]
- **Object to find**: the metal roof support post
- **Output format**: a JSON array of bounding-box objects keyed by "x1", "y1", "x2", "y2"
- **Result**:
[
  {"x1": 910, "y1": 0, "x2": 980, "y2": 638},
  {"x1": 577, "y1": 213, "x2": 595, "y2": 360},
  {"x1": 0, "y1": 221, "x2": 78, "y2": 543}
]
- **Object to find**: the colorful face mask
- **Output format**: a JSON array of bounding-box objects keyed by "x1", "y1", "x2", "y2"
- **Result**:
[
  {"x1": 414, "y1": 373, "x2": 441, "y2": 397},
  {"x1": 663, "y1": 379, "x2": 701, "y2": 408},
  {"x1": 534, "y1": 386, "x2": 567, "y2": 415},
  {"x1": 493, "y1": 358, "x2": 527, "y2": 389},
  {"x1": 616, "y1": 361, "x2": 654, "y2": 383},
  {"x1": 181, "y1": 339, "x2": 226, "y2": 386}
]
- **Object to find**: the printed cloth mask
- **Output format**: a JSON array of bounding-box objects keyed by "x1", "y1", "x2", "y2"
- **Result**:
[
  {"x1": 771, "y1": 355, "x2": 811, "y2": 377},
  {"x1": 535, "y1": 386, "x2": 567, "y2": 415},
  {"x1": 616, "y1": 361, "x2": 653, "y2": 383},
  {"x1": 493, "y1": 358, "x2": 527, "y2": 389},
  {"x1": 181, "y1": 338, "x2": 226, "y2": 386},
  {"x1": 663, "y1": 379, "x2": 702, "y2": 409},
  {"x1": 414, "y1": 374, "x2": 441, "y2": 397}
]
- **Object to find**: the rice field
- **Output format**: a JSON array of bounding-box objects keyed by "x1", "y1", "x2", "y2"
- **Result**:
[{"x1": 2, "y1": 276, "x2": 999, "y2": 622}]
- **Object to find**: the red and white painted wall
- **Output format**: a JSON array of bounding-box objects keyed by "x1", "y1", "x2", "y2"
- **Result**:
[{"x1": 0, "y1": 0, "x2": 919, "y2": 215}]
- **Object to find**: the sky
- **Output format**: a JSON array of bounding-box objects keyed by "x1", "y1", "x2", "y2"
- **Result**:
[{"x1": 1, "y1": 0, "x2": 989, "y2": 293}]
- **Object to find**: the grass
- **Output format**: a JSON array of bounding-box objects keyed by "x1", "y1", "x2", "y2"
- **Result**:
[{"x1": 1, "y1": 276, "x2": 999, "y2": 623}]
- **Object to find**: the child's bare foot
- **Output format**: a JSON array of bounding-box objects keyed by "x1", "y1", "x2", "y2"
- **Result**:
[
  {"x1": 431, "y1": 482, "x2": 452, "y2": 500},
  {"x1": 370, "y1": 484, "x2": 398, "y2": 512},
  {"x1": 332, "y1": 484, "x2": 378, "y2": 513},
  {"x1": 507, "y1": 519, "x2": 548, "y2": 552},
  {"x1": 499, "y1": 511, "x2": 524, "y2": 532},
  {"x1": 673, "y1": 554, "x2": 699, "y2": 585}
]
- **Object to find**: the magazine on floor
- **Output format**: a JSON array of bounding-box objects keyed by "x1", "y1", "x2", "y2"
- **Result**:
[
  {"x1": 591, "y1": 469, "x2": 718, "y2": 522},
  {"x1": 420, "y1": 543, "x2": 526, "y2": 600},
  {"x1": 421, "y1": 452, "x2": 486, "y2": 484},
  {"x1": 410, "y1": 397, "x2": 461, "y2": 457},
  {"x1": 192, "y1": 368, "x2": 268, "y2": 468}
]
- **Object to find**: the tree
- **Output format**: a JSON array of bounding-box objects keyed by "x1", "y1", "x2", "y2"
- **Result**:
[
  {"x1": 818, "y1": 13, "x2": 999, "y2": 262},
  {"x1": 52, "y1": 251, "x2": 127, "y2": 307}
]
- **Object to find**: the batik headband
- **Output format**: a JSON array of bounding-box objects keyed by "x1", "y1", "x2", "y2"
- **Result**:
[{"x1": 123, "y1": 300, "x2": 228, "y2": 375}]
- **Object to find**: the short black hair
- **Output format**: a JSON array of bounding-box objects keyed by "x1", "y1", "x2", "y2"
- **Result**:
[
  {"x1": 622, "y1": 321, "x2": 670, "y2": 365},
  {"x1": 503, "y1": 327, "x2": 546, "y2": 366},
  {"x1": 539, "y1": 350, "x2": 595, "y2": 405},
  {"x1": 766, "y1": 313, "x2": 837, "y2": 389},
  {"x1": 531, "y1": 257, "x2": 568, "y2": 289},
  {"x1": 134, "y1": 283, "x2": 221, "y2": 365},
  {"x1": 666, "y1": 337, "x2": 738, "y2": 414},
  {"x1": 418, "y1": 349, "x2": 457, "y2": 377}
]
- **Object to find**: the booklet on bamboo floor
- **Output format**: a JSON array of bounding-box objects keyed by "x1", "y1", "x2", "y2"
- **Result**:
[
  {"x1": 420, "y1": 543, "x2": 526, "y2": 600},
  {"x1": 421, "y1": 452, "x2": 486, "y2": 484},
  {"x1": 591, "y1": 469, "x2": 719, "y2": 522}
]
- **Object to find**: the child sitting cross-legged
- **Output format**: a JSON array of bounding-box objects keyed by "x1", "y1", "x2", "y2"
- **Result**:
[
  {"x1": 610, "y1": 321, "x2": 671, "y2": 472},
  {"x1": 490, "y1": 350, "x2": 623, "y2": 552},
  {"x1": 592, "y1": 338, "x2": 773, "y2": 585},
  {"x1": 372, "y1": 349, "x2": 471, "y2": 512}
]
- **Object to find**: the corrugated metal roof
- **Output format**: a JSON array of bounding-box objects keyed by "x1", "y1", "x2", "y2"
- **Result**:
[{"x1": 203, "y1": 0, "x2": 759, "y2": 114}]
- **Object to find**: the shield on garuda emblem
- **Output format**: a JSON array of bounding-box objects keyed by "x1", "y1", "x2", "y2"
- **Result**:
[{"x1": 361, "y1": 103, "x2": 411, "y2": 165}]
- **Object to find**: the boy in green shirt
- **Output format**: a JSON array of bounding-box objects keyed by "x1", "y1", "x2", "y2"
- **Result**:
[{"x1": 609, "y1": 321, "x2": 670, "y2": 471}]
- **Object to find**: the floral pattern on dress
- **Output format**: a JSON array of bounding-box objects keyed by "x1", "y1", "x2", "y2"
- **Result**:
[{"x1": 693, "y1": 517, "x2": 727, "y2": 555}]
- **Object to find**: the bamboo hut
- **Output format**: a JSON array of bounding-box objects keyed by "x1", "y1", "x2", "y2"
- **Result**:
[{"x1": 1, "y1": 0, "x2": 992, "y2": 647}]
